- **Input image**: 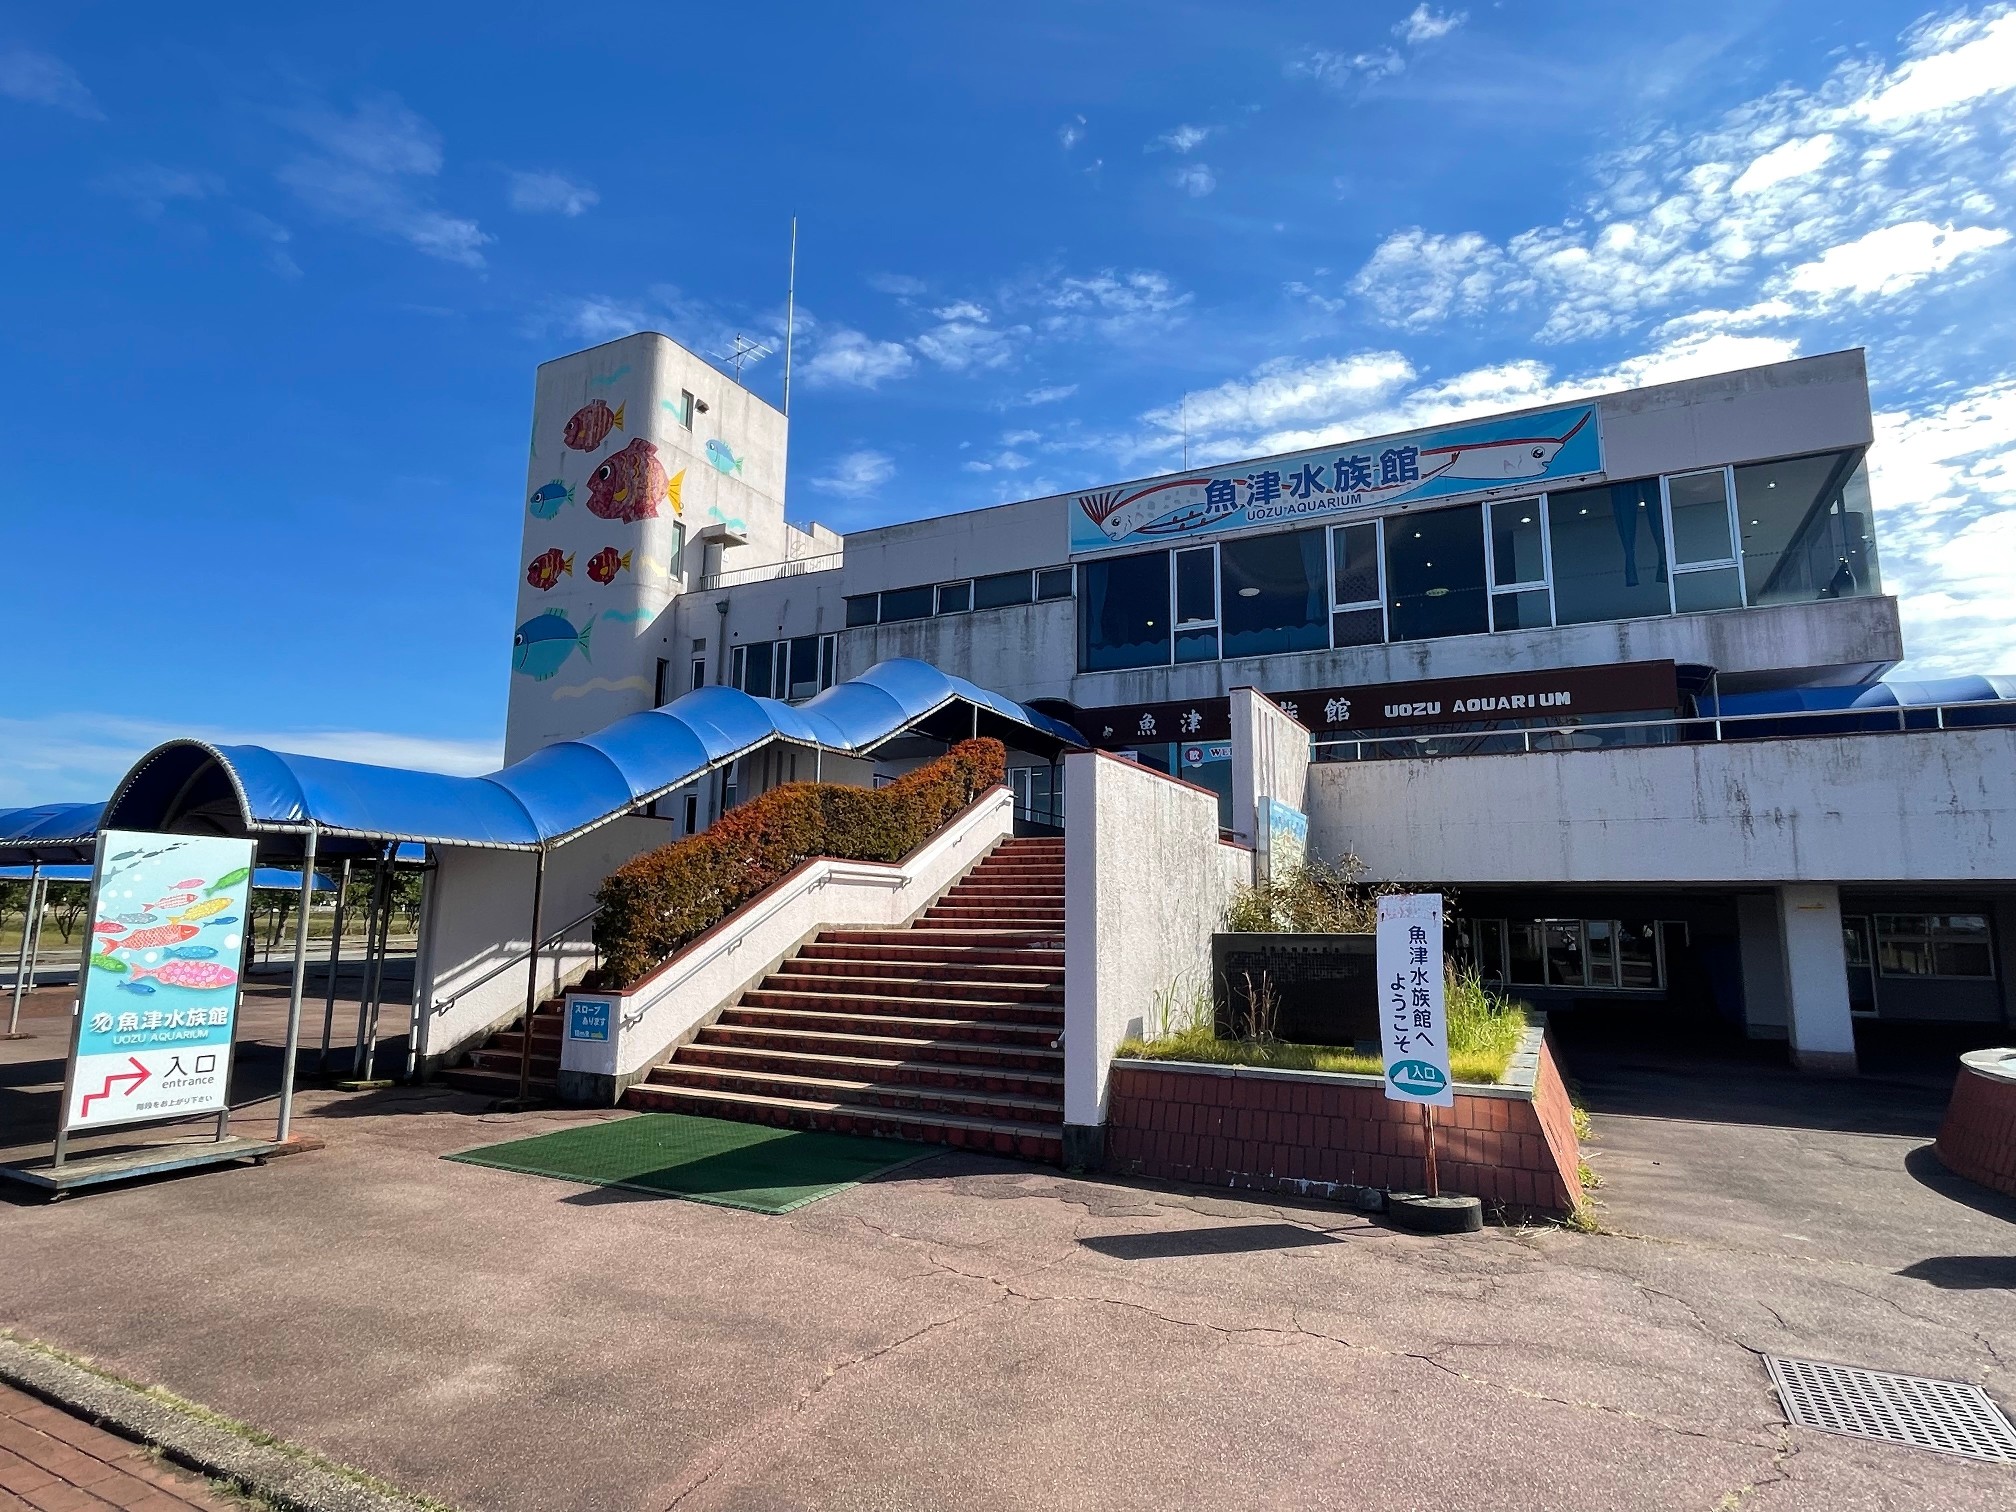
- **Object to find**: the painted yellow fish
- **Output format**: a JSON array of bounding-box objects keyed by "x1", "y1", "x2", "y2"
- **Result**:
[
  {"x1": 667, "y1": 467, "x2": 685, "y2": 517},
  {"x1": 173, "y1": 896, "x2": 235, "y2": 925}
]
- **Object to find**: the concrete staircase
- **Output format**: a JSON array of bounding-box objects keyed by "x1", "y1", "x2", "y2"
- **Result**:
[
  {"x1": 439, "y1": 996, "x2": 563, "y2": 1099},
  {"x1": 624, "y1": 836, "x2": 1066, "y2": 1161}
]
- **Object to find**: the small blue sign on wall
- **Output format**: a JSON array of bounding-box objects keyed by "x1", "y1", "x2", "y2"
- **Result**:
[{"x1": 567, "y1": 998, "x2": 612, "y2": 1042}]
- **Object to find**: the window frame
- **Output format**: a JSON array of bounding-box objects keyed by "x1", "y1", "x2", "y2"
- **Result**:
[
  {"x1": 1660, "y1": 465, "x2": 1749, "y2": 611},
  {"x1": 1036, "y1": 565, "x2": 1075, "y2": 601},
  {"x1": 936, "y1": 580, "x2": 973, "y2": 615},
  {"x1": 676, "y1": 390, "x2": 695, "y2": 429},
  {"x1": 1171, "y1": 543, "x2": 1220, "y2": 663},
  {"x1": 1486, "y1": 496, "x2": 1555, "y2": 633},
  {"x1": 1327, "y1": 517, "x2": 1388, "y2": 647}
]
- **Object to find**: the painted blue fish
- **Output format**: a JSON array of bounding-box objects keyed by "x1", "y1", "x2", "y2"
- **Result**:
[
  {"x1": 704, "y1": 439, "x2": 743, "y2": 476},
  {"x1": 167, "y1": 945, "x2": 219, "y2": 960},
  {"x1": 202, "y1": 916, "x2": 239, "y2": 928},
  {"x1": 115, "y1": 912, "x2": 159, "y2": 927},
  {"x1": 118, "y1": 980, "x2": 157, "y2": 995},
  {"x1": 513, "y1": 609, "x2": 595, "y2": 681},
  {"x1": 529, "y1": 481, "x2": 574, "y2": 519}
]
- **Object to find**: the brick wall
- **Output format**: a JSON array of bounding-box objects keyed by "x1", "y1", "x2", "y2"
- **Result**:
[
  {"x1": 1936, "y1": 1062, "x2": 2016, "y2": 1199},
  {"x1": 1106, "y1": 1033, "x2": 1581, "y2": 1219}
]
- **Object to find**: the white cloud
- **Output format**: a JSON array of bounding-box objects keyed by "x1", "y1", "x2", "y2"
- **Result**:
[
  {"x1": 1171, "y1": 163, "x2": 1217, "y2": 197},
  {"x1": 508, "y1": 171, "x2": 598, "y2": 216},
  {"x1": 1394, "y1": 5, "x2": 1466, "y2": 44},
  {"x1": 564, "y1": 296, "x2": 652, "y2": 342},
  {"x1": 914, "y1": 305, "x2": 1025, "y2": 371},
  {"x1": 810, "y1": 450, "x2": 895, "y2": 497},
  {"x1": 799, "y1": 327, "x2": 916, "y2": 388},
  {"x1": 0, "y1": 46, "x2": 100, "y2": 119},
  {"x1": 1027, "y1": 268, "x2": 1192, "y2": 339},
  {"x1": 1729, "y1": 133, "x2": 1838, "y2": 196},
  {"x1": 931, "y1": 300, "x2": 988, "y2": 322},
  {"x1": 1852, "y1": 9, "x2": 2016, "y2": 125},
  {"x1": 868, "y1": 272, "x2": 928, "y2": 296},
  {"x1": 1784, "y1": 219, "x2": 2010, "y2": 299},
  {"x1": 1018, "y1": 384, "x2": 1078, "y2": 405},
  {"x1": 1288, "y1": 48, "x2": 1405, "y2": 87},
  {"x1": 277, "y1": 94, "x2": 489, "y2": 267},
  {"x1": 961, "y1": 448, "x2": 1033, "y2": 474},
  {"x1": 1058, "y1": 115, "x2": 1086, "y2": 150},
  {"x1": 96, "y1": 164, "x2": 225, "y2": 216},
  {"x1": 1151, "y1": 124, "x2": 1213, "y2": 153}
]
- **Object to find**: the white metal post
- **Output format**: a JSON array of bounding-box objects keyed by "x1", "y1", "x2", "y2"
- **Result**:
[
  {"x1": 276, "y1": 825, "x2": 317, "y2": 1143},
  {"x1": 6, "y1": 861, "x2": 39, "y2": 1037}
]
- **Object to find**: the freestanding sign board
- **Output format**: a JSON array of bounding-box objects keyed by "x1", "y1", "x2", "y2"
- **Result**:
[
  {"x1": 1376, "y1": 893, "x2": 1453, "y2": 1109},
  {"x1": 60, "y1": 830, "x2": 256, "y2": 1137}
]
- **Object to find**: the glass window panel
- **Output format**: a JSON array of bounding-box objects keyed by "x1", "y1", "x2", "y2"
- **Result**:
[
  {"x1": 845, "y1": 594, "x2": 878, "y2": 628},
  {"x1": 1618, "y1": 922, "x2": 1660, "y2": 988},
  {"x1": 879, "y1": 585, "x2": 934, "y2": 622},
  {"x1": 1934, "y1": 942, "x2": 1995, "y2": 978},
  {"x1": 672, "y1": 522, "x2": 687, "y2": 573},
  {"x1": 1474, "y1": 919, "x2": 1507, "y2": 986},
  {"x1": 1175, "y1": 627, "x2": 1219, "y2": 663},
  {"x1": 1385, "y1": 504, "x2": 1488, "y2": 642},
  {"x1": 1036, "y1": 566, "x2": 1075, "y2": 600},
  {"x1": 1490, "y1": 499, "x2": 1547, "y2": 588},
  {"x1": 1174, "y1": 548, "x2": 1217, "y2": 625},
  {"x1": 1078, "y1": 550, "x2": 1171, "y2": 671},
  {"x1": 1492, "y1": 588, "x2": 1553, "y2": 631},
  {"x1": 1548, "y1": 479, "x2": 1671, "y2": 625},
  {"x1": 1673, "y1": 567, "x2": 1743, "y2": 613},
  {"x1": 974, "y1": 570, "x2": 1034, "y2": 609},
  {"x1": 1508, "y1": 922, "x2": 1545, "y2": 986},
  {"x1": 1331, "y1": 521, "x2": 1380, "y2": 606},
  {"x1": 787, "y1": 636, "x2": 821, "y2": 700},
  {"x1": 1544, "y1": 920, "x2": 1585, "y2": 986},
  {"x1": 1332, "y1": 606, "x2": 1383, "y2": 647},
  {"x1": 739, "y1": 640, "x2": 773, "y2": 696},
  {"x1": 936, "y1": 581, "x2": 972, "y2": 614},
  {"x1": 1669, "y1": 469, "x2": 1736, "y2": 564},
  {"x1": 1932, "y1": 913, "x2": 1990, "y2": 938},
  {"x1": 1738, "y1": 452, "x2": 1884, "y2": 606},
  {"x1": 1587, "y1": 921, "x2": 1618, "y2": 987},
  {"x1": 1220, "y1": 528, "x2": 1329, "y2": 658},
  {"x1": 820, "y1": 634, "x2": 836, "y2": 688}
]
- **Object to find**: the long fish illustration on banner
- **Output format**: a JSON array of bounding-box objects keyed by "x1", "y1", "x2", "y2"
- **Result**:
[{"x1": 1069, "y1": 404, "x2": 1601, "y2": 553}]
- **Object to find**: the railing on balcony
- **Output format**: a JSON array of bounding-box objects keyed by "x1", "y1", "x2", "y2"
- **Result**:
[
  {"x1": 698, "y1": 552, "x2": 843, "y2": 591},
  {"x1": 1310, "y1": 698, "x2": 2016, "y2": 764}
]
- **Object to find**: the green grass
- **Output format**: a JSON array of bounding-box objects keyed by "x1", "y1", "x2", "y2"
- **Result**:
[{"x1": 1116, "y1": 970, "x2": 1529, "y2": 1086}]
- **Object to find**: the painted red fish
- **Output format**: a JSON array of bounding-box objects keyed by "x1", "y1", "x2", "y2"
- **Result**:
[
  {"x1": 172, "y1": 878, "x2": 203, "y2": 889},
  {"x1": 586, "y1": 546, "x2": 632, "y2": 584},
  {"x1": 129, "y1": 959, "x2": 239, "y2": 991},
  {"x1": 585, "y1": 438, "x2": 673, "y2": 524},
  {"x1": 152, "y1": 893, "x2": 197, "y2": 909},
  {"x1": 563, "y1": 399, "x2": 624, "y2": 452},
  {"x1": 93, "y1": 921, "x2": 126, "y2": 936},
  {"x1": 526, "y1": 548, "x2": 574, "y2": 592},
  {"x1": 114, "y1": 923, "x2": 199, "y2": 953}
]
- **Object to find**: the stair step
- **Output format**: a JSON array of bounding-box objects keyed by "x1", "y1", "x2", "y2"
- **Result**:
[
  {"x1": 438, "y1": 1065, "x2": 556, "y2": 1096},
  {"x1": 650, "y1": 1064, "x2": 1064, "y2": 1122},
  {"x1": 719, "y1": 1005, "x2": 1061, "y2": 1044},
  {"x1": 799, "y1": 942, "x2": 1065, "y2": 969},
  {"x1": 675, "y1": 1042, "x2": 1063, "y2": 1094},
  {"x1": 468, "y1": 1047, "x2": 559, "y2": 1075},
  {"x1": 761, "y1": 970, "x2": 1062, "y2": 1003},
  {"x1": 737, "y1": 988, "x2": 1063, "y2": 1023},
  {"x1": 621, "y1": 1084, "x2": 1063, "y2": 1161},
  {"x1": 701, "y1": 1023, "x2": 1062, "y2": 1070}
]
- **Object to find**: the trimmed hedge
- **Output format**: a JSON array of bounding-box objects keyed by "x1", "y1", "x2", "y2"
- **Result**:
[{"x1": 593, "y1": 738, "x2": 1008, "y2": 988}]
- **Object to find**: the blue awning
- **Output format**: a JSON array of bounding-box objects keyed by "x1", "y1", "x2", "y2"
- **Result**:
[
  {"x1": 0, "y1": 803, "x2": 104, "y2": 866},
  {"x1": 1701, "y1": 674, "x2": 2016, "y2": 716},
  {"x1": 90, "y1": 658, "x2": 1085, "y2": 853}
]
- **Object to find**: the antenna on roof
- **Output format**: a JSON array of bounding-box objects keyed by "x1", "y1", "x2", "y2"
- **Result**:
[
  {"x1": 1182, "y1": 395, "x2": 1190, "y2": 471},
  {"x1": 712, "y1": 332, "x2": 773, "y2": 386},
  {"x1": 783, "y1": 216, "x2": 798, "y2": 418}
]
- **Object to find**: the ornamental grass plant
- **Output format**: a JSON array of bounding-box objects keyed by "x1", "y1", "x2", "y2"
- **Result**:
[{"x1": 593, "y1": 738, "x2": 1006, "y2": 987}]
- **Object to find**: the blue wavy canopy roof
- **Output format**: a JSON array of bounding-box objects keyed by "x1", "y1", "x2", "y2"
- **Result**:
[
  {"x1": 1701, "y1": 674, "x2": 2016, "y2": 716},
  {"x1": 82, "y1": 658, "x2": 1083, "y2": 853}
]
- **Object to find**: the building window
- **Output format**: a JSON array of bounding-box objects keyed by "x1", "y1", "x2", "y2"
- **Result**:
[
  {"x1": 1664, "y1": 466, "x2": 1745, "y2": 613},
  {"x1": 730, "y1": 636, "x2": 835, "y2": 702},
  {"x1": 671, "y1": 521, "x2": 687, "y2": 576},
  {"x1": 1876, "y1": 914, "x2": 1995, "y2": 979},
  {"x1": 1547, "y1": 478, "x2": 1671, "y2": 626},
  {"x1": 1220, "y1": 527, "x2": 1328, "y2": 659},
  {"x1": 1385, "y1": 503, "x2": 1488, "y2": 641},
  {"x1": 1498, "y1": 918, "x2": 1669, "y2": 990},
  {"x1": 820, "y1": 632, "x2": 836, "y2": 688},
  {"x1": 653, "y1": 658, "x2": 671, "y2": 706},
  {"x1": 1079, "y1": 549, "x2": 1171, "y2": 672},
  {"x1": 845, "y1": 594, "x2": 878, "y2": 628},
  {"x1": 975, "y1": 570, "x2": 1034, "y2": 609},
  {"x1": 676, "y1": 390, "x2": 695, "y2": 429},
  {"x1": 690, "y1": 658, "x2": 705, "y2": 691},
  {"x1": 786, "y1": 635, "x2": 823, "y2": 700},
  {"x1": 1172, "y1": 545, "x2": 1219, "y2": 664},
  {"x1": 937, "y1": 581, "x2": 973, "y2": 614},
  {"x1": 1735, "y1": 450, "x2": 1881, "y2": 606},
  {"x1": 1329, "y1": 520, "x2": 1385, "y2": 647},
  {"x1": 1488, "y1": 498, "x2": 1553, "y2": 631},
  {"x1": 1036, "y1": 566, "x2": 1075, "y2": 600},
  {"x1": 879, "y1": 585, "x2": 934, "y2": 623}
]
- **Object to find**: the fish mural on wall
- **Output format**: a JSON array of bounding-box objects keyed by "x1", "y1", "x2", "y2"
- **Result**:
[
  {"x1": 513, "y1": 609, "x2": 595, "y2": 680},
  {"x1": 205, "y1": 867, "x2": 251, "y2": 895},
  {"x1": 172, "y1": 896, "x2": 234, "y2": 925},
  {"x1": 704, "y1": 439, "x2": 743, "y2": 476},
  {"x1": 705, "y1": 505, "x2": 748, "y2": 532},
  {"x1": 586, "y1": 547, "x2": 632, "y2": 584},
  {"x1": 552, "y1": 675, "x2": 652, "y2": 700},
  {"x1": 587, "y1": 364, "x2": 631, "y2": 388},
  {"x1": 564, "y1": 399, "x2": 625, "y2": 451},
  {"x1": 126, "y1": 959, "x2": 239, "y2": 991},
  {"x1": 526, "y1": 548, "x2": 574, "y2": 592},
  {"x1": 585, "y1": 439, "x2": 679, "y2": 523},
  {"x1": 529, "y1": 481, "x2": 575, "y2": 519}
]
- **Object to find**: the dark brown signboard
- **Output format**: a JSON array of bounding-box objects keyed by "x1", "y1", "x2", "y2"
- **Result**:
[{"x1": 1073, "y1": 659, "x2": 1680, "y2": 748}]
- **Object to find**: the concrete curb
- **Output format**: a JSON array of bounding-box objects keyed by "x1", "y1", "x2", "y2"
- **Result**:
[{"x1": 0, "y1": 1335, "x2": 450, "y2": 1512}]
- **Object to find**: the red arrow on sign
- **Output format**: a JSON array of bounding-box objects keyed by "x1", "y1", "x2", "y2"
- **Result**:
[{"x1": 79, "y1": 1056, "x2": 152, "y2": 1118}]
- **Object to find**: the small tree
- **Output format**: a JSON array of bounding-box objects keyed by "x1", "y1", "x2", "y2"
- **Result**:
[{"x1": 47, "y1": 882, "x2": 89, "y2": 944}]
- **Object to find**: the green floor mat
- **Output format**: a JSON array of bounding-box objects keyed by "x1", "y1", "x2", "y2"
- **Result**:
[{"x1": 443, "y1": 1112, "x2": 939, "y2": 1214}]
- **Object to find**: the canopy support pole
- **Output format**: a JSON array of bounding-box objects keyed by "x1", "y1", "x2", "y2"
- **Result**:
[
  {"x1": 316, "y1": 857, "x2": 352, "y2": 1071},
  {"x1": 276, "y1": 825, "x2": 317, "y2": 1142},
  {"x1": 516, "y1": 848, "x2": 548, "y2": 1106},
  {"x1": 360, "y1": 850, "x2": 395, "y2": 1081},
  {"x1": 7, "y1": 861, "x2": 40, "y2": 1038},
  {"x1": 403, "y1": 864, "x2": 434, "y2": 1082},
  {"x1": 351, "y1": 850, "x2": 389, "y2": 1076}
]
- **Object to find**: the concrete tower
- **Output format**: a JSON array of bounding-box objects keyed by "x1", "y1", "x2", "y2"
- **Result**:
[{"x1": 504, "y1": 332, "x2": 791, "y2": 762}]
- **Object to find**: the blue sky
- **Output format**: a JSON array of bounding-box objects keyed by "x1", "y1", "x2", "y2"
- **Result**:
[{"x1": 4, "y1": 1, "x2": 2014, "y2": 803}]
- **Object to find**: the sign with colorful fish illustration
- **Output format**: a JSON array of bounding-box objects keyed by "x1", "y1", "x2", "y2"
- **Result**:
[
  {"x1": 586, "y1": 546, "x2": 632, "y2": 584},
  {"x1": 585, "y1": 439, "x2": 681, "y2": 524},
  {"x1": 1066, "y1": 403, "x2": 1602, "y2": 554},
  {"x1": 513, "y1": 608, "x2": 594, "y2": 680},
  {"x1": 64, "y1": 830, "x2": 255, "y2": 1133},
  {"x1": 526, "y1": 548, "x2": 573, "y2": 592},
  {"x1": 564, "y1": 399, "x2": 625, "y2": 452}
]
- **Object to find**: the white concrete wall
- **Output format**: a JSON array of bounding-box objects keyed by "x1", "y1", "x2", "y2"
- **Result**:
[
  {"x1": 1228, "y1": 687, "x2": 1311, "y2": 852},
  {"x1": 1307, "y1": 727, "x2": 2016, "y2": 885},
  {"x1": 560, "y1": 789, "x2": 1016, "y2": 1098},
  {"x1": 1779, "y1": 885, "x2": 1857, "y2": 1073},
  {"x1": 418, "y1": 815, "x2": 668, "y2": 1067},
  {"x1": 1063, "y1": 752, "x2": 1250, "y2": 1129}
]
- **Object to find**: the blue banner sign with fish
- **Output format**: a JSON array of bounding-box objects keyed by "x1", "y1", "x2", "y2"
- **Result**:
[{"x1": 1066, "y1": 403, "x2": 1601, "y2": 554}]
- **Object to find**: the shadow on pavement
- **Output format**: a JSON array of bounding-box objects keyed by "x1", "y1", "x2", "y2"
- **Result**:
[
  {"x1": 1079, "y1": 1223, "x2": 1341, "y2": 1260},
  {"x1": 1894, "y1": 1255, "x2": 2016, "y2": 1289},
  {"x1": 1901, "y1": 1143, "x2": 2016, "y2": 1225}
]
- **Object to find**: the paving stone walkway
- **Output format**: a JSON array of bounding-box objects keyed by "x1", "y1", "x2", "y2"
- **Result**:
[{"x1": 0, "y1": 1383, "x2": 235, "y2": 1512}]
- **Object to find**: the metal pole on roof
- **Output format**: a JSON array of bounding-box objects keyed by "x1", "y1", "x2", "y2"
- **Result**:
[
  {"x1": 516, "y1": 848, "x2": 549, "y2": 1107},
  {"x1": 351, "y1": 849, "x2": 389, "y2": 1076},
  {"x1": 6, "y1": 860, "x2": 39, "y2": 1038},
  {"x1": 276, "y1": 825, "x2": 318, "y2": 1143},
  {"x1": 316, "y1": 856, "x2": 352, "y2": 1072}
]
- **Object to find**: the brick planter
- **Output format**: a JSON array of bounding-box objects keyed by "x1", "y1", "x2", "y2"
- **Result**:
[
  {"x1": 1106, "y1": 1025, "x2": 1581, "y2": 1219},
  {"x1": 1935, "y1": 1048, "x2": 2016, "y2": 1199}
]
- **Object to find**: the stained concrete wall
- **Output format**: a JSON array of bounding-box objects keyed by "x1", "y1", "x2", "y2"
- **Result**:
[
  {"x1": 1307, "y1": 727, "x2": 2016, "y2": 885},
  {"x1": 1228, "y1": 687, "x2": 1311, "y2": 851}
]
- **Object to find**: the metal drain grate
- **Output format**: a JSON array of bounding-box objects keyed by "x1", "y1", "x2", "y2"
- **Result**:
[{"x1": 1767, "y1": 1356, "x2": 2016, "y2": 1463}]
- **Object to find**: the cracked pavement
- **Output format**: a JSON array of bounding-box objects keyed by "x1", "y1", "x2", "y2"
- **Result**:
[{"x1": 1, "y1": 1033, "x2": 2012, "y2": 1511}]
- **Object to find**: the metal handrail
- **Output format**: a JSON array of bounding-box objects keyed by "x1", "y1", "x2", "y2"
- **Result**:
[
  {"x1": 698, "y1": 552, "x2": 843, "y2": 591},
  {"x1": 1310, "y1": 697, "x2": 2016, "y2": 762},
  {"x1": 436, "y1": 903, "x2": 602, "y2": 1013}
]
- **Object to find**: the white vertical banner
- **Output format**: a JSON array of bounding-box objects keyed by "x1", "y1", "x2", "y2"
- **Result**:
[{"x1": 1376, "y1": 893, "x2": 1453, "y2": 1107}]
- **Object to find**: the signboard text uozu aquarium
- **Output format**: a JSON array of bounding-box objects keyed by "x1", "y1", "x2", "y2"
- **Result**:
[{"x1": 1067, "y1": 403, "x2": 1601, "y2": 555}]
